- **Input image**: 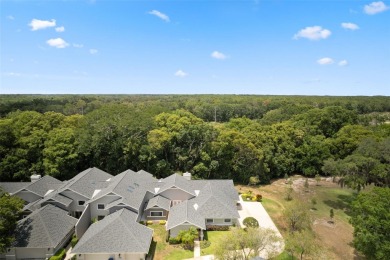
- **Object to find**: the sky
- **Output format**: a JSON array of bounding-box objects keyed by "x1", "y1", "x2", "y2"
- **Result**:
[{"x1": 0, "y1": 0, "x2": 389, "y2": 95}]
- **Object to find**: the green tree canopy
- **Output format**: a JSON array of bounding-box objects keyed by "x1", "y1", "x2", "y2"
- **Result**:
[{"x1": 350, "y1": 187, "x2": 390, "y2": 259}]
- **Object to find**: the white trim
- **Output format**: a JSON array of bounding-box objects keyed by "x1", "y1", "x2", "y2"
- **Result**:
[
  {"x1": 167, "y1": 222, "x2": 205, "y2": 231},
  {"x1": 149, "y1": 211, "x2": 164, "y2": 217},
  {"x1": 97, "y1": 204, "x2": 105, "y2": 210}
]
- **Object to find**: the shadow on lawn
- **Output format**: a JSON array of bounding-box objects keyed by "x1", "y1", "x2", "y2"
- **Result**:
[{"x1": 323, "y1": 194, "x2": 356, "y2": 217}]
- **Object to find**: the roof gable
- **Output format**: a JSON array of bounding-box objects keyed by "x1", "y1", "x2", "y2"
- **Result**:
[
  {"x1": 72, "y1": 209, "x2": 153, "y2": 254},
  {"x1": 14, "y1": 204, "x2": 77, "y2": 248}
]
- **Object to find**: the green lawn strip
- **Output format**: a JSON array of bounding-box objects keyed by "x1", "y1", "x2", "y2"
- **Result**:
[
  {"x1": 201, "y1": 230, "x2": 232, "y2": 256},
  {"x1": 261, "y1": 197, "x2": 284, "y2": 215},
  {"x1": 165, "y1": 249, "x2": 193, "y2": 260}
]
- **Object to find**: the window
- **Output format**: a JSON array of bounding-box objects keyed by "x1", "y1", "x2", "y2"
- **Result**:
[
  {"x1": 78, "y1": 201, "x2": 85, "y2": 206},
  {"x1": 150, "y1": 211, "x2": 163, "y2": 217},
  {"x1": 206, "y1": 219, "x2": 213, "y2": 223},
  {"x1": 224, "y1": 219, "x2": 231, "y2": 223},
  {"x1": 97, "y1": 204, "x2": 104, "y2": 210}
]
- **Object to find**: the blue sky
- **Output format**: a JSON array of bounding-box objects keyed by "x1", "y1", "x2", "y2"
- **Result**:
[{"x1": 1, "y1": 0, "x2": 389, "y2": 95}]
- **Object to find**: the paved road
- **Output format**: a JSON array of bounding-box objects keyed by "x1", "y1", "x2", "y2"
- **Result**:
[{"x1": 238, "y1": 196, "x2": 285, "y2": 258}]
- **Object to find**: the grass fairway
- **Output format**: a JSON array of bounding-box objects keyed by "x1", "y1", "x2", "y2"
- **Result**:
[{"x1": 236, "y1": 176, "x2": 361, "y2": 259}]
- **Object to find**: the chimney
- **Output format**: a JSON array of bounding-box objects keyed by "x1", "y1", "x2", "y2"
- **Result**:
[
  {"x1": 183, "y1": 172, "x2": 191, "y2": 180},
  {"x1": 30, "y1": 174, "x2": 41, "y2": 182}
]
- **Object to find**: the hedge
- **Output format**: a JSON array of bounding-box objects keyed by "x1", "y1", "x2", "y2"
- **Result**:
[
  {"x1": 206, "y1": 225, "x2": 230, "y2": 231},
  {"x1": 49, "y1": 248, "x2": 66, "y2": 260}
]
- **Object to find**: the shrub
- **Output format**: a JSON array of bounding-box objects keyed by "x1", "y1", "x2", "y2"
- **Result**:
[
  {"x1": 159, "y1": 220, "x2": 166, "y2": 225},
  {"x1": 146, "y1": 220, "x2": 153, "y2": 225},
  {"x1": 139, "y1": 220, "x2": 145, "y2": 225},
  {"x1": 241, "y1": 194, "x2": 252, "y2": 201},
  {"x1": 169, "y1": 237, "x2": 181, "y2": 244},
  {"x1": 206, "y1": 225, "x2": 230, "y2": 231},
  {"x1": 71, "y1": 256, "x2": 77, "y2": 260},
  {"x1": 243, "y1": 217, "x2": 259, "y2": 228},
  {"x1": 70, "y1": 234, "x2": 78, "y2": 247},
  {"x1": 49, "y1": 248, "x2": 66, "y2": 260},
  {"x1": 200, "y1": 240, "x2": 211, "y2": 249},
  {"x1": 256, "y1": 194, "x2": 262, "y2": 202}
]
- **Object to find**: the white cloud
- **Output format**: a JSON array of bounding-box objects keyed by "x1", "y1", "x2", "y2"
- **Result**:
[
  {"x1": 148, "y1": 10, "x2": 170, "y2": 22},
  {"x1": 55, "y1": 26, "x2": 65, "y2": 32},
  {"x1": 317, "y1": 57, "x2": 334, "y2": 65},
  {"x1": 341, "y1": 22, "x2": 359, "y2": 30},
  {"x1": 46, "y1": 38, "x2": 69, "y2": 48},
  {"x1": 29, "y1": 19, "x2": 56, "y2": 31},
  {"x1": 7, "y1": 15, "x2": 14, "y2": 20},
  {"x1": 175, "y1": 70, "x2": 188, "y2": 77},
  {"x1": 364, "y1": 1, "x2": 389, "y2": 15},
  {"x1": 211, "y1": 51, "x2": 227, "y2": 60},
  {"x1": 338, "y1": 60, "x2": 348, "y2": 66},
  {"x1": 73, "y1": 43, "x2": 84, "y2": 48},
  {"x1": 89, "y1": 49, "x2": 98, "y2": 54},
  {"x1": 294, "y1": 26, "x2": 331, "y2": 40}
]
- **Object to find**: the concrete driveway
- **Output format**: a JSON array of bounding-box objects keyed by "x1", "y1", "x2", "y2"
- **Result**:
[{"x1": 237, "y1": 196, "x2": 284, "y2": 258}]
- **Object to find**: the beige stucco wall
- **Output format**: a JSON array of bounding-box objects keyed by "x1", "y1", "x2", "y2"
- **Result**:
[
  {"x1": 76, "y1": 205, "x2": 91, "y2": 238},
  {"x1": 89, "y1": 195, "x2": 121, "y2": 220},
  {"x1": 61, "y1": 190, "x2": 89, "y2": 216}
]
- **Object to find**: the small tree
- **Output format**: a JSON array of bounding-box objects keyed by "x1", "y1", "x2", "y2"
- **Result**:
[
  {"x1": 285, "y1": 185, "x2": 293, "y2": 201},
  {"x1": 215, "y1": 227, "x2": 281, "y2": 260},
  {"x1": 315, "y1": 174, "x2": 321, "y2": 186},
  {"x1": 177, "y1": 227, "x2": 198, "y2": 249},
  {"x1": 304, "y1": 178, "x2": 309, "y2": 191},
  {"x1": 243, "y1": 217, "x2": 259, "y2": 228},
  {"x1": 285, "y1": 201, "x2": 311, "y2": 232},
  {"x1": 248, "y1": 176, "x2": 260, "y2": 186},
  {"x1": 286, "y1": 229, "x2": 318, "y2": 260},
  {"x1": 310, "y1": 197, "x2": 317, "y2": 210},
  {"x1": 329, "y1": 209, "x2": 334, "y2": 224}
]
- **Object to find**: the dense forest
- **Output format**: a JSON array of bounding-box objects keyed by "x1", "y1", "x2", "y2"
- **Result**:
[{"x1": 0, "y1": 95, "x2": 389, "y2": 190}]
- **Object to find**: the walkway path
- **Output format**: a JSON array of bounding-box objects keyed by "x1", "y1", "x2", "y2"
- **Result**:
[
  {"x1": 238, "y1": 196, "x2": 284, "y2": 258},
  {"x1": 63, "y1": 243, "x2": 75, "y2": 260}
]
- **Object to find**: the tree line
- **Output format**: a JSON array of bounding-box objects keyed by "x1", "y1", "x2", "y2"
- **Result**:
[{"x1": 0, "y1": 96, "x2": 389, "y2": 189}]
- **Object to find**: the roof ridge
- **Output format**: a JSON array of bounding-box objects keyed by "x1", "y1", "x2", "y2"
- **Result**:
[
  {"x1": 118, "y1": 211, "x2": 144, "y2": 251},
  {"x1": 38, "y1": 205, "x2": 55, "y2": 247}
]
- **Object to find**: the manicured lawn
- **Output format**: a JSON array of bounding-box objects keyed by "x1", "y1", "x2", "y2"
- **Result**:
[
  {"x1": 201, "y1": 230, "x2": 232, "y2": 256},
  {"x1": 147, "y1": 224, "x2": 193, "y2": 260}
]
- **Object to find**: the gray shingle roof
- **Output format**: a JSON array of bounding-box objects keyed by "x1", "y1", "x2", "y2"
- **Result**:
[
  {"x1": 60, "y1": 167, "x2": 113, "y2": 199},
  {"x1": 24, "y1": 175, "x2": 63, "y2": 197},
  {"x1": 91, "y1": 169, "x2": 157, "y2": 211},
  {"x1": 40, "y1": 191, "x2": 73, "y2": 207},
  {"x1": 72, "y1": 209, "x2": 153, "y2": 254},
  {"x1": 192, "y1": 181, "x2": 239, "y2": 219},
  {"x1": 0, "y1": 182, "x2": 30, "y2": 195},
  {"x1": 13, "y1": 204, "x2": 77, "y2": 248},
  {"x1": 22, "y1": 199, "x2": 42, "y2": 212},
  {"x1": 145, "y1": 195, "x2": 170, "y2": 211},
  {"x1": 158, "y1": 173, "x2": 196, "y2": 196},
  {"x1": 166, "y1": 200, "x2": 206, "y2": 230}
]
